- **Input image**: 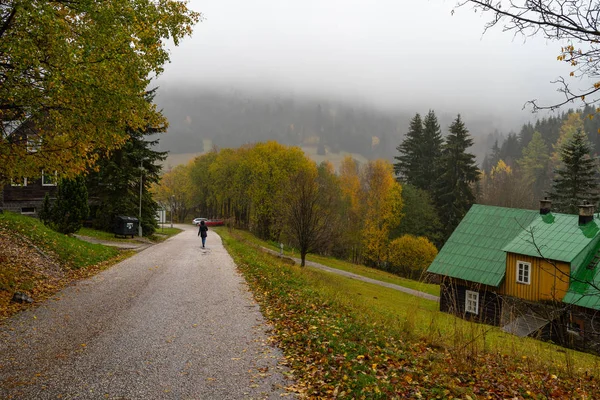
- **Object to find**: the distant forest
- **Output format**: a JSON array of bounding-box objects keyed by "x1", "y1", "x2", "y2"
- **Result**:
[
  {"x1": 481, "y1": 105, "x2": 600, "y2": 172},
  {"x1": 154, "y1": 86, "x2": 516, "y2": 164}
]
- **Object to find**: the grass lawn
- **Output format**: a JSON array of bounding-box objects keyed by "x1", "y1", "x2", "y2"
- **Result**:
[
  {"x1": 216, "y1": 227, "x2": 440, "y2": 297},
  {"x1": 79, "y1": 226, "x2": 181, "y2": 242},
  {"x1": 0, "y1": 212, "x2": 129, "y2": 323},
  {"x1": 217, "y1": 227, "x2": 600, "y2": 398}
]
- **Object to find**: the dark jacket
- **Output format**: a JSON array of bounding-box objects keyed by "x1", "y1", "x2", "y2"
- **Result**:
[{"x1": 198, "y1": 221, "x2": 208, "y2": 237}]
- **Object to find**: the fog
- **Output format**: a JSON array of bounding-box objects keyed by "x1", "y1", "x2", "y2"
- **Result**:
[{"x1": 153, "y1": 0, "x2": 580, "y2": 161}]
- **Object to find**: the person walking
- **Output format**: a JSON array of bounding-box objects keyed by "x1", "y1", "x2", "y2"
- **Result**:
[{"x1": 198, "y1": 220, "x2": 208, "y2": 248}]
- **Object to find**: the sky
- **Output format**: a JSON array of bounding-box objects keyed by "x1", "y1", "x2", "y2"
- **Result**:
[{"x1": 157, "y1": 0, "x2": 579, "y2": 129}]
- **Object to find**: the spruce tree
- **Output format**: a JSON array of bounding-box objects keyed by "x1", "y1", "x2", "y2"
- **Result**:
[
  {"x1": 393, "y1": 110, "x2": 443, "y2": 194},
  {"x1": 86, "y1": 89, "x2": 167, "y2": 236},
  {"x1": 435, "y1": 115, "x2": 480, "y2": 239},
  {"x1": 394, "y1": 113, "x2": 423, "y2": 184},
  {"x1": 548, "y1": 129, "x2": 600, "y2": 214},
  {"x1": 42, "y1": 176, "x2": 89, "y2": 235},
  {"x1": 420, "y1": 110, "x2": 444, "y2": 193}
]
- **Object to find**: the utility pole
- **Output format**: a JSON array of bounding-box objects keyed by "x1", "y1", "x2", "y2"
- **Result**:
[
  {"x1": 171, "y1": 195, "x2": 174, "y2": 228},
  {"x1": 139, "y1": 159, "x2": 143, "y2": 237}
]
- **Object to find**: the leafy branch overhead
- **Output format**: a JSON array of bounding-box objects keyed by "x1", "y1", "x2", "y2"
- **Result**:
[
  {"x1": 0, "y1": 0, "x2": 201, "y2": 184},
  {"x1": 459, "y1": 0, "x2": 600, "y2": 110}
]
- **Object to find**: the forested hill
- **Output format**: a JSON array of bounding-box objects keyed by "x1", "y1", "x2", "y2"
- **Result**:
[{"x1": 154, "y1": 85, "x2": 517, "y2": 163}]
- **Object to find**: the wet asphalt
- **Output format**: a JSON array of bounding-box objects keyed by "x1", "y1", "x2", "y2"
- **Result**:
[{"x1": 0, "y1": 225, "x2": 291, "y2": 399}]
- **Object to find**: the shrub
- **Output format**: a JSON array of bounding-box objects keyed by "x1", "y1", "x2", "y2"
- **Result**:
[
  {"x1": 41, "y1": 176, "x2": 89, "y2": 235},
  {"x1": 387, "y1": 235, "x2": 437, "y2": 279}
]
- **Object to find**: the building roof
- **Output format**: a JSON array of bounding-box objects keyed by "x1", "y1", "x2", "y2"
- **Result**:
[
  {"x1": 428, "y1": 203, "x2": 600, "y2": 310},
  {"x1": 427, "y1": 204, "x2": 538, "y2": 287},
  {"x1": 562, "y1": 258, "x2": 600, "y2": 310},
  {"x1": 502, "y1": 213, "x2": 600, "y2": 263}
]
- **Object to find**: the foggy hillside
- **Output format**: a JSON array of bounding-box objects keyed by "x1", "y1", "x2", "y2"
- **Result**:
[{"x1": 154, "y1": 84, "x2": 528, "y2": 165}]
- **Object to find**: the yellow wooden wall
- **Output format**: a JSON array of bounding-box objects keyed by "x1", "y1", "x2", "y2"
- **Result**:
[{"x1": 498, "y1": 253, "x2": 570, "y2": 301}]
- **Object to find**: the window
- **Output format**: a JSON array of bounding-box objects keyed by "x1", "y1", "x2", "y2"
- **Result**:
[
  {"x1": 21, "y1": 207, "x2": 35, "y2": 214},
  {"x1": 42, "y1": 170, "x2": 57, "y2": 186},
  {"x1": 517, "y1": 261, "x2": 531, "y2": 284},
  {"x1": 27, "y1": 135, "x2": 41, "y2": 153},
  {"x1": 567, "y1": 316, "x2": 584, "y2": 336},
  {"x1": 10, "y1": 177, "x2": 27, "y2": 187},
  {"x1": 465, "y1": 290, "x2": 479, "y2": 315}
]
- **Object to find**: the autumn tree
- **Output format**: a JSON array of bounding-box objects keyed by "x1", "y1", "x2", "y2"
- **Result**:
[
  {"x1": 152, "y1": 164, "x2": 194, "y2": 223},
  {"x1": 338, "y1": 156, "x2": 365, "y2": 263},
  {"x1": 459, "y1": 0, "x2": 600, "y2": 110},
  {"x1": 548, "y1": 129, "x2": 600, "y2": 214},
  {"x1": 518, "y1": 131, "x2": 551, "y2": 202},
  {"x1": 387, "y1": 235, "x2": 438, "y2": 279},
  {"x1": 361, "y1": 159, "x2": 403, "y2": 267},
  {"x1": 479, "y1": 159, "x2": 530, "y2": 208},
  {"x1": 435, "y1": 115, "x2": 479, "y2": 239},
  {"x1": 281, "y1": 164, "x2": 340, "y2": 267},
  {"x1": 0, "y1": 1, "x2": 200, "y2": 185},
  {"x1": 188, "y1": 151, "x2": 219, "y2": 218}
]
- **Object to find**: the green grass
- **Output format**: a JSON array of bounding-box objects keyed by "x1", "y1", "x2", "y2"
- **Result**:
[
  {"x1": 79, "y1": 226, "x2": 182, "y2": 242},
  {"x1": 217, "y1": 227, "x2": 600, "y2": 398},
  {"x1": 149, "y1": 227, "x2": 182, "y2": 241},
  {"x1": 1, "y1": 213, "x2": 119, "y2": 269},
  {"x1": 215, "y1": 227, "x2": 440, "y2": 297}
]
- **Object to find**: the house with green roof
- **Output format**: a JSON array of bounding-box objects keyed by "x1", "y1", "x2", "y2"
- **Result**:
[{"x1": 427, "y1": 201, "x2": 600, "y2": 352}]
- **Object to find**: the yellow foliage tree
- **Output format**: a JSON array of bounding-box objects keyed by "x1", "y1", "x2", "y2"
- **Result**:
[
  {"x1": 387, "y1": 235, "x2": 437, "y2": 279},
  {"x1": 361, "y1": 159, "x2": 403, "y2": 266},
  {"x1": 0, "y1": 1, "x2": 201, "y2": 185},
  {"x1": 338, "y1": 156, "x2": 364, "y2": 263}
]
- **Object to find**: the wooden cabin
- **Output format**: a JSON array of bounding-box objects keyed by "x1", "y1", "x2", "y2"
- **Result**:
[
  {"x1": 428, "y1": 201, "x2": 600, "y2": 351},
  {"x1": 0, "y1": 120, "x2": 58, "y2": 216}
]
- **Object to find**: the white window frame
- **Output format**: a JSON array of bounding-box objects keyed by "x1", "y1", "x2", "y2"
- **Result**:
[
  {"x1": 517, "y1": 261, "x2": 531, "y2": 285},
  {"x1": 10, "y1": 177, "x2": 27, "y2": 187},
  {"x1": 465, "y1": 290, "x2": 479, "y2": 315},
  {"x1": 21, "y1": 207, "x2": 36, "y2": 215},
  {"x1": 42, "y1": 170, "x2": 57, "y2": 186}
]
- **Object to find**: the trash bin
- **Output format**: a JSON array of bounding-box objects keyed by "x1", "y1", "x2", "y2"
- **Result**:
[{"x1": 114, "y1": 216, "x2": 138, "y2": 238}]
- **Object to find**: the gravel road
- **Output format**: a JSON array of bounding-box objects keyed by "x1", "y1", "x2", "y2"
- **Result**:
[{"x1": 0, "y1": 225, "x2": 292, "y2": 399}]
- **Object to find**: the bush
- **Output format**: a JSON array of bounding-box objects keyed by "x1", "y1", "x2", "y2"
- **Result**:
[
  {"x1": 40, "y1": 176, "x2": 89, "y2": 235},
  {"x1": 387, "y1": 235, "x2": 437, "y2": 279}
]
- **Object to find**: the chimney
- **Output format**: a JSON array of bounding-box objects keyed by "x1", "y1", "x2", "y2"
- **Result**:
[
  {"x1": 540, "y1": 198, "x2": 552, "y2": 215},
  {"x1": 579, "y1": 201, "x2": 595, "y2": 225}
]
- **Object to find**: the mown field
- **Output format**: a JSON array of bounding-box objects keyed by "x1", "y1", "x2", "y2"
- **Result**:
[{"x1": 215, "y1": 226, "x2": 600, "y2": 398}]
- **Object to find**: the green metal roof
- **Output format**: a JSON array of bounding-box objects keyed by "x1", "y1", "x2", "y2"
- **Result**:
[
  {"x1": 427, "y1": 204, "x2": 538, "y2": 287},
  {"x1": 502, "y1": 213, "x2": 600, "y2": 263},
  {"x1": 562, "y1": 236, "x2": 600, "y2": 310},
  {"x1": 428, "y1": 203, "x2": 600, "y2": 310}
]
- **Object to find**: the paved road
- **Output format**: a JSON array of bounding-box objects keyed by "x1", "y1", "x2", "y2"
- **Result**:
[
  {"x1": 0, "y1": 226, "x2": 291, "y2": 399},
  {"x1": 261, "y1": 247, "x2": 440, "y2": 302}
]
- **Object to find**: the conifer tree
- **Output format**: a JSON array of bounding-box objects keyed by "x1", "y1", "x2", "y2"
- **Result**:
[
  {"x1": 548, "y1": 129, "x2": 600, "y2": 214},
  {"x1": 420, "y1": 110, "x2": 444, "y2": 193},
  {"x1": 394, "y1": 113, "x2": 423, "y2": 184},
  {"x1": 435, "y1": 115, "x2": 479, "y2": 239},
  {"x1": 393, "y1": 110, "x2": 443, "y2": 194},
  {"x1": 41, "y1": 176, "x2": 89, "y2": 235},
  {"x1": 86, "y1": 90, "x2": 167, "y2": 236}
]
